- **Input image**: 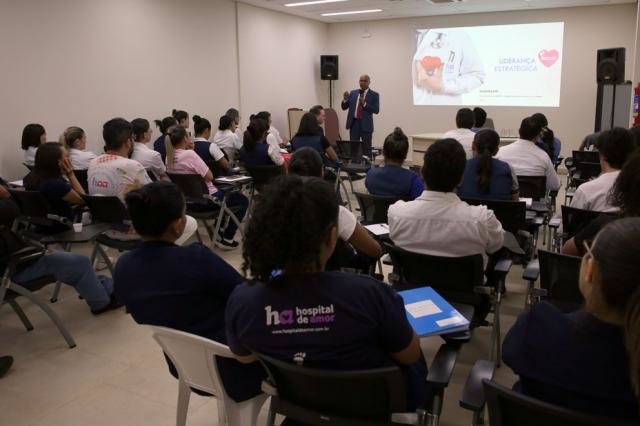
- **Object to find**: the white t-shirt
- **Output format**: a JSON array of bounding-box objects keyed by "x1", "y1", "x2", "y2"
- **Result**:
[
  {"x1": 495, "y1": 139, "x2": 561, "y2": 191},
  {"x1": 69, "y1": 148, "x2": 97, "y2": 170},
  {"x1": 24, "y1": 146, "x2": 37, "y2": 166},
  {"x1": 132, "y1": 143, "x2": 166, "y2": 180},
  {"x1": 388, "y1": 190, "x2": 504, "y2": 265},
  {"x1": 338, "y1": 205, "x2": 357, "y2": 241},
  {"x1": 570, "y1": 170, "x2": 620, "y2": 212},
  {"x1": 213, "y1": 130, "x2": 242, "y2": 152},
  {"x1": 88, "y1": 154, "x2": 151, "y2": 201},
  {"x1": 442, "y1": 128, "x2": 475, "y2": 159}
]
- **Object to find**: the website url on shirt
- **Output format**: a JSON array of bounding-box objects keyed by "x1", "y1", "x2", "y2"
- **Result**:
[{"x1": 272, "y1": 327, "x2": 329, "y2": 334}]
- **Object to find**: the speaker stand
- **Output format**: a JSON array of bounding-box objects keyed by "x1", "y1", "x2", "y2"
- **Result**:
[{"x1": 329, "y1": 79, "x2": 334, "y2": 108}]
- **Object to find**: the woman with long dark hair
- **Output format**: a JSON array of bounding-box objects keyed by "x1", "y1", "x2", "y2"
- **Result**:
[
  {"x1": 238, "y1": 116, "x2": 284, "y2": 168},
  {"x1": 290, "y1": 112, "x2": 337, "y2": 162}
]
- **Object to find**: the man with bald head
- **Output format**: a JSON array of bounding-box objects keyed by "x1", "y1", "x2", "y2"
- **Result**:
[{"x1": 341, "y1": 75, "x2": 380, "y2": 157}]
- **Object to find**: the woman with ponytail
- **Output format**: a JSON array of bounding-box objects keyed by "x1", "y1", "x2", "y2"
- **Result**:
[
  {"x1": 503, "y1": 218, "x2": 640, "y2": 420},
  {"x1": 531, "y1": 113, "x2": 561, "y2": 165},
  {"x1": 365, "y1": 127, "x2": 423, "y2": 200},
  {"x1": 59, "y1": 126, "x2": 97, "y2": 170},
  {"x1": 153, "y1": 116, "x2": 178, "y2": 163},
  {"x1": 458, "y1": 129, "x2": 518, "y2": 201},
  {"x1": 238, "y1": 117, "x2": 284, "y2": 167}
]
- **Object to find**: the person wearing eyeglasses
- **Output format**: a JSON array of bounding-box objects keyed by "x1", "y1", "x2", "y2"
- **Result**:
[{"x1": 503, "y1": 218, "x2": 640, "y2": 420}]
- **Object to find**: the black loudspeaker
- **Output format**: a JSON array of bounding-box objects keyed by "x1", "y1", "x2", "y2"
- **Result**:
[
  {"x1": 597, "y1": 48, "x2": 625, "y2": 84},
  {"x1": 321, "y1": 55, "x2": 339, "y2": 80}
]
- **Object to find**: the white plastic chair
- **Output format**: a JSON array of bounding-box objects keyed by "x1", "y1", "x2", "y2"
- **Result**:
[{"x1": 150, "y1": 326, "x2": 268, "y2": 426}]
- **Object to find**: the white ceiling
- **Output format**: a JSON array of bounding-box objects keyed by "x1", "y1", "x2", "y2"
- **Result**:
[{"x1": 236, "y1": 0, "x2": 636, "y2": 23}]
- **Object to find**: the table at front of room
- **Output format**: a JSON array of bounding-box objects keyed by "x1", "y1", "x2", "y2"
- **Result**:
[{"x1": 409, "y1": 133, "x2": 518, "y2": 163}]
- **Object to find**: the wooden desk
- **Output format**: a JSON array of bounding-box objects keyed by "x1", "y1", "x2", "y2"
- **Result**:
[{"x1": 409, "y1": 133, "x2": 518, "y2": 162}]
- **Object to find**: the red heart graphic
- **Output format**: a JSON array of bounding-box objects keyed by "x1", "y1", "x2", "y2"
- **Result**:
[
  {"x1": 538, "y1": 49, "x2": 559, "y2": 67},
  {"x1": 421, "y1": 56, "x2": 442, "y2": 71}
]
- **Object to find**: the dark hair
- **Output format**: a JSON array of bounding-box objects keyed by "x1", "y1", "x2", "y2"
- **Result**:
[
  {"x1": 531, "y1": 113, "x2": 555, "y2": 153},
  {"x1": 422, "y1": 138, "x2": 466, "y2": 192},
  {"x1": 131, "y1": 118, "x2": 150, "y2": 142},
  {"x1": 519, "y1": 116, "x2": 542, "y2": 141},
  {"x1": 154, "y1": 117, "x2": 178, "y2": 135},
  {"x1": 456, "y1": 108, "x2": 475, "y2": 129},
  {"x1": 596, "y1": 127, "x2": 637, "y2": 169},
  {"x1": 243, "y1": 118, "x2": 269, "y2": 152},
  {"x1": 226, "y1": 108, "x2": 239, "y2": 121},
  {"x1": 242, "y1": 175, "x2": 338, "y2": 282},
  {"x1": 167, "y1": 126, "x2": 188, "y2": 147},
  {"x1": 295, "y1": 113, "x2": 321, "y2": 137},
  {"x1": 473, "y1": 129, "x2": 500, "y2": 194},
  {"x1": 218, "y1": 115, "x2": 233, "y2": 131},
  {"x1": 58, "y1": 126, "x2": 85, "y2": 149},
  {"x1": 310, "y1": 105, "x2": 324, "y2": 116},
  {"x1": 473, "y1": 107, "x2": 487, "y2": 128},
  {"x1": 21, "y1": 123, "x2": 45, "y2": 150},
  {"x1": 125, "y1": 181, "x2": 185, "y2": 238},
  {"x1": 590, "y1": 218, "x2": 640, "y2": 397},
  {"x1": 255, "y1": 111, "x2": 271, "y2": 123},
  {"x1": 103, "y1": 118, "x2": 132, "y2": 151},
  {"x1": 609, "y1": 153, "x2": 640, "y2": 217},
  {"x1": 192, "y1": 115, "x2": 211, "y2": 136},
  {"x1": 33, "y1": 142, "x2": 64, "y2": 181},
  {"x1": 172, "y1": 109, "x2": 188, "y2": 123},
  {"x1": 629, "y1": 125, "x2": 640, "y2": 147},
  {"x1": 289, "y1": 147, "x2": 323, "y2": 177},
  {"x1": 530, "y1": 113, "x2": 548, "y2": 128},
  {"x1": 382, "y1": 127, "x2": 409, "y2": 162}
]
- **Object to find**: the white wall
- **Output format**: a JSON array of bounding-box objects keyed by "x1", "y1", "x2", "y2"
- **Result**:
[
  {"x1": 236, "y1": 3, "x2": 329, "y2": 139},
  {"x1": 327, "y1": 4, "x2": 637, "y2": 156}
]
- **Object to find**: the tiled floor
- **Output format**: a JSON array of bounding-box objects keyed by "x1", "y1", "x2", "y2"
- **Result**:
[{"x1": 0, "y1": 181, "x2": 545, "y2": 426}]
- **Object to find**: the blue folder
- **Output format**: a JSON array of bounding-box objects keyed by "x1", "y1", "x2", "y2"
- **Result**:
[{"x1": 398, "y1": 286, "x2": 470, "y2": 337}]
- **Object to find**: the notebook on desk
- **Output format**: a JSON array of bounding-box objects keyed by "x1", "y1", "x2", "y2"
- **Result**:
[
  {"x1": 398, "y1": 286, "x2": 470, "y2": 337},
  {"x1": 215, "y1": 175, "x2": 252, "y2": 184},
  {"x1": 364, "y1": 223, "x2": 389, "y2": 236}
]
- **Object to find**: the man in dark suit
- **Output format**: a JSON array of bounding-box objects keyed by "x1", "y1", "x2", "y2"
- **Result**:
[{"x1": 341, "y1": 75, "x2": 380, "y2": 157}]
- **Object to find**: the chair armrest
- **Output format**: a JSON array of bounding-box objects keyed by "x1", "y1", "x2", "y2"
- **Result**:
[
  {"x1": 459, "y1": 360, "x2": 495, "y2": 412},
  {"x1": 493, "y1": 258, "x2": 512, "y2": 275},
  {"x1": 426, "y1": 344, "x2": 459, "y2": 389},
  {"x1": 522, "y1": 259, "x2": 540, "y2": 282},
  {"x1": 7, "y1": 246, "x2": 47, "y2": 276}
]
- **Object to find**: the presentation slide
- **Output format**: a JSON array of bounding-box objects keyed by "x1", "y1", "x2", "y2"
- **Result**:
[{"x1": 412, "y1": 22, "x2": 564, "y2": 107}]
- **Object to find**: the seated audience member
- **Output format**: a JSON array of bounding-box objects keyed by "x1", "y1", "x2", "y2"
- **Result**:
[
  {"x1": 442, "y1": 108, "x2": 476, "y2": 159},
  {"x1": 131, "y1": 118, "x2": 167, "y2": 181},
  {"x1": 88, "y1": 118, "x2": 151, "y2": 201},
  {"x1": 255, "y1": 111, "x2": 287, "y2": 149},
  {"x1": 113, "y1": 181, "x2": 264, "y2": 402},
  {"x1": 59, "y1": 126, "x2": 97, "y2": 170},
  {"x1": 309, "y1": 104, "x2": 326, "y2": 136},
  {"x1": 495, "y1": 117, "x2": 561, "y2": 191},
  {"x1": 579, "y1": 131, "x2": 600, "y2": 151},
  {"x1": 458, "y1": 129, "x2": 519, "y2": 201},
  {"x1": 563, "y1": 153, "x2": 640, "y2": 256},
  {"x1": 23, "y1": 142, "x2": 85, "y2": 232},
  {"x1": 172, "y1": 108, "x2": 189, "y2": 130},
  {"x1": 471, "y1": 107, "x2": 488, "y2": 133},
  {"x1": 225, "y1": 108, "x2": 242, "y2": 138},
  {"x1": 289, "y1": 148, "x2": 382, "y2": 262},
  {"x1": 290, "y1": 112, "x2": 337, "y2": 163},
  {"x1": 0, "y1": 180, "x2": 118, "y2": 315},
  {"x1": 504, "y1": 218, "x2": 640, "y2": 420},
  {"x1": 21, "y1": 123, "x2": 46, "y2": 167},
  {"x1": 389, "y1": 138, "x2": 504, "y2": 263},
  {"x1": 167, "y1": 125, "x2": 247, "y2": 248},
  {"x1": 213, "y1": 115, "x2": 242, "y2": 163},
  {"x1": 629, "y1": 124, "x2": 640, "y2": 147},
  {"x1": 238, "y1": 117, "x2": 284, "y2": 167},
  {"x1": 153, "y1": 116, "x2": 178, "y2": 162},
  {"x1": 570, "y1": 127, "x2": 637, "y2": 212},
  {"x1": 192, "y1": 115, "x2": 229, "y2": 175},
  {"x1": 365, "y1": 127, "x2": 424, "y2": 200},
  {"x1": 225, "y1": 175, "x2": 429, "y2": 410},
  {"x1": 531, "y1": 113, "x2": 561, "y2": 165}
]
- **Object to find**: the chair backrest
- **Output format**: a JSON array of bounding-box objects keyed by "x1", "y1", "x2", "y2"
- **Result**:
[
  {"x1": 383, "y1": 242, "x2": 485, "y2": 307},
  {"x1": 573, "y1": 162, "x2": 602, "y2": 183},
  {"x1": 82, "y1": 195, "x2": 129, "y2": 223},
  {"x1": 483, "y1": 380, "x2": 634, "y2": 426},
  {"x1": 353, "y1": 192, "x2": 405, "y2": 225},
  {"x1": 166, "y1": 172, "x2": 209, "y2": 199},
  {"x1": 150, "y1": 326, "x2": 233, "y2": 398},
  {"x1": 8, "y1": 189, "x2": 54, "y2": 220},
  {"x1": 461, "y1": 198, "x2": 526, "y2": 235},
  {"x1": 560, "y1": 205, "x2": 616, "y2": 240},
  {"x1": 572, "y1": 150, "x2": 600, "y2": 164},
  {"x1": 243, "y1": 164, "x2": 283, "y2": 191},
  {"x1": 257, "y1": 352, "x2": 406, "y2": 425},
  {"x1": 72, "y1": 169, "x2": 89, "y2": 192},
  {"x1": 517, "y1": 176, "x2": 547, "y2": 200},
  {"x1": 537, "y1": 249, "x2": 583, "y2": 312},
  {"x1": 336, "y1": 140, "x2": 365, "y2": 164},
  {"x1": 146, "y1": 169, "x2": 158, "y2": 182}
]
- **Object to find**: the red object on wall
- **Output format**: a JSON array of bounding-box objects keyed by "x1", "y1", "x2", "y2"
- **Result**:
[{"x1": 633, "y1": 83, "x2": 640, "y2": 126}]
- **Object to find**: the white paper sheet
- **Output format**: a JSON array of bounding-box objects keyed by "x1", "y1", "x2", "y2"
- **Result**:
[
  {"x1": 436, "y1": 316, "x2": 465, "y2": 327},
  {"x1": 405, "y1": 300, "x2": 442, "y2": 318},
  {"x1": 364, "y1": 223, "x2": 389, "y2": 236}
]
